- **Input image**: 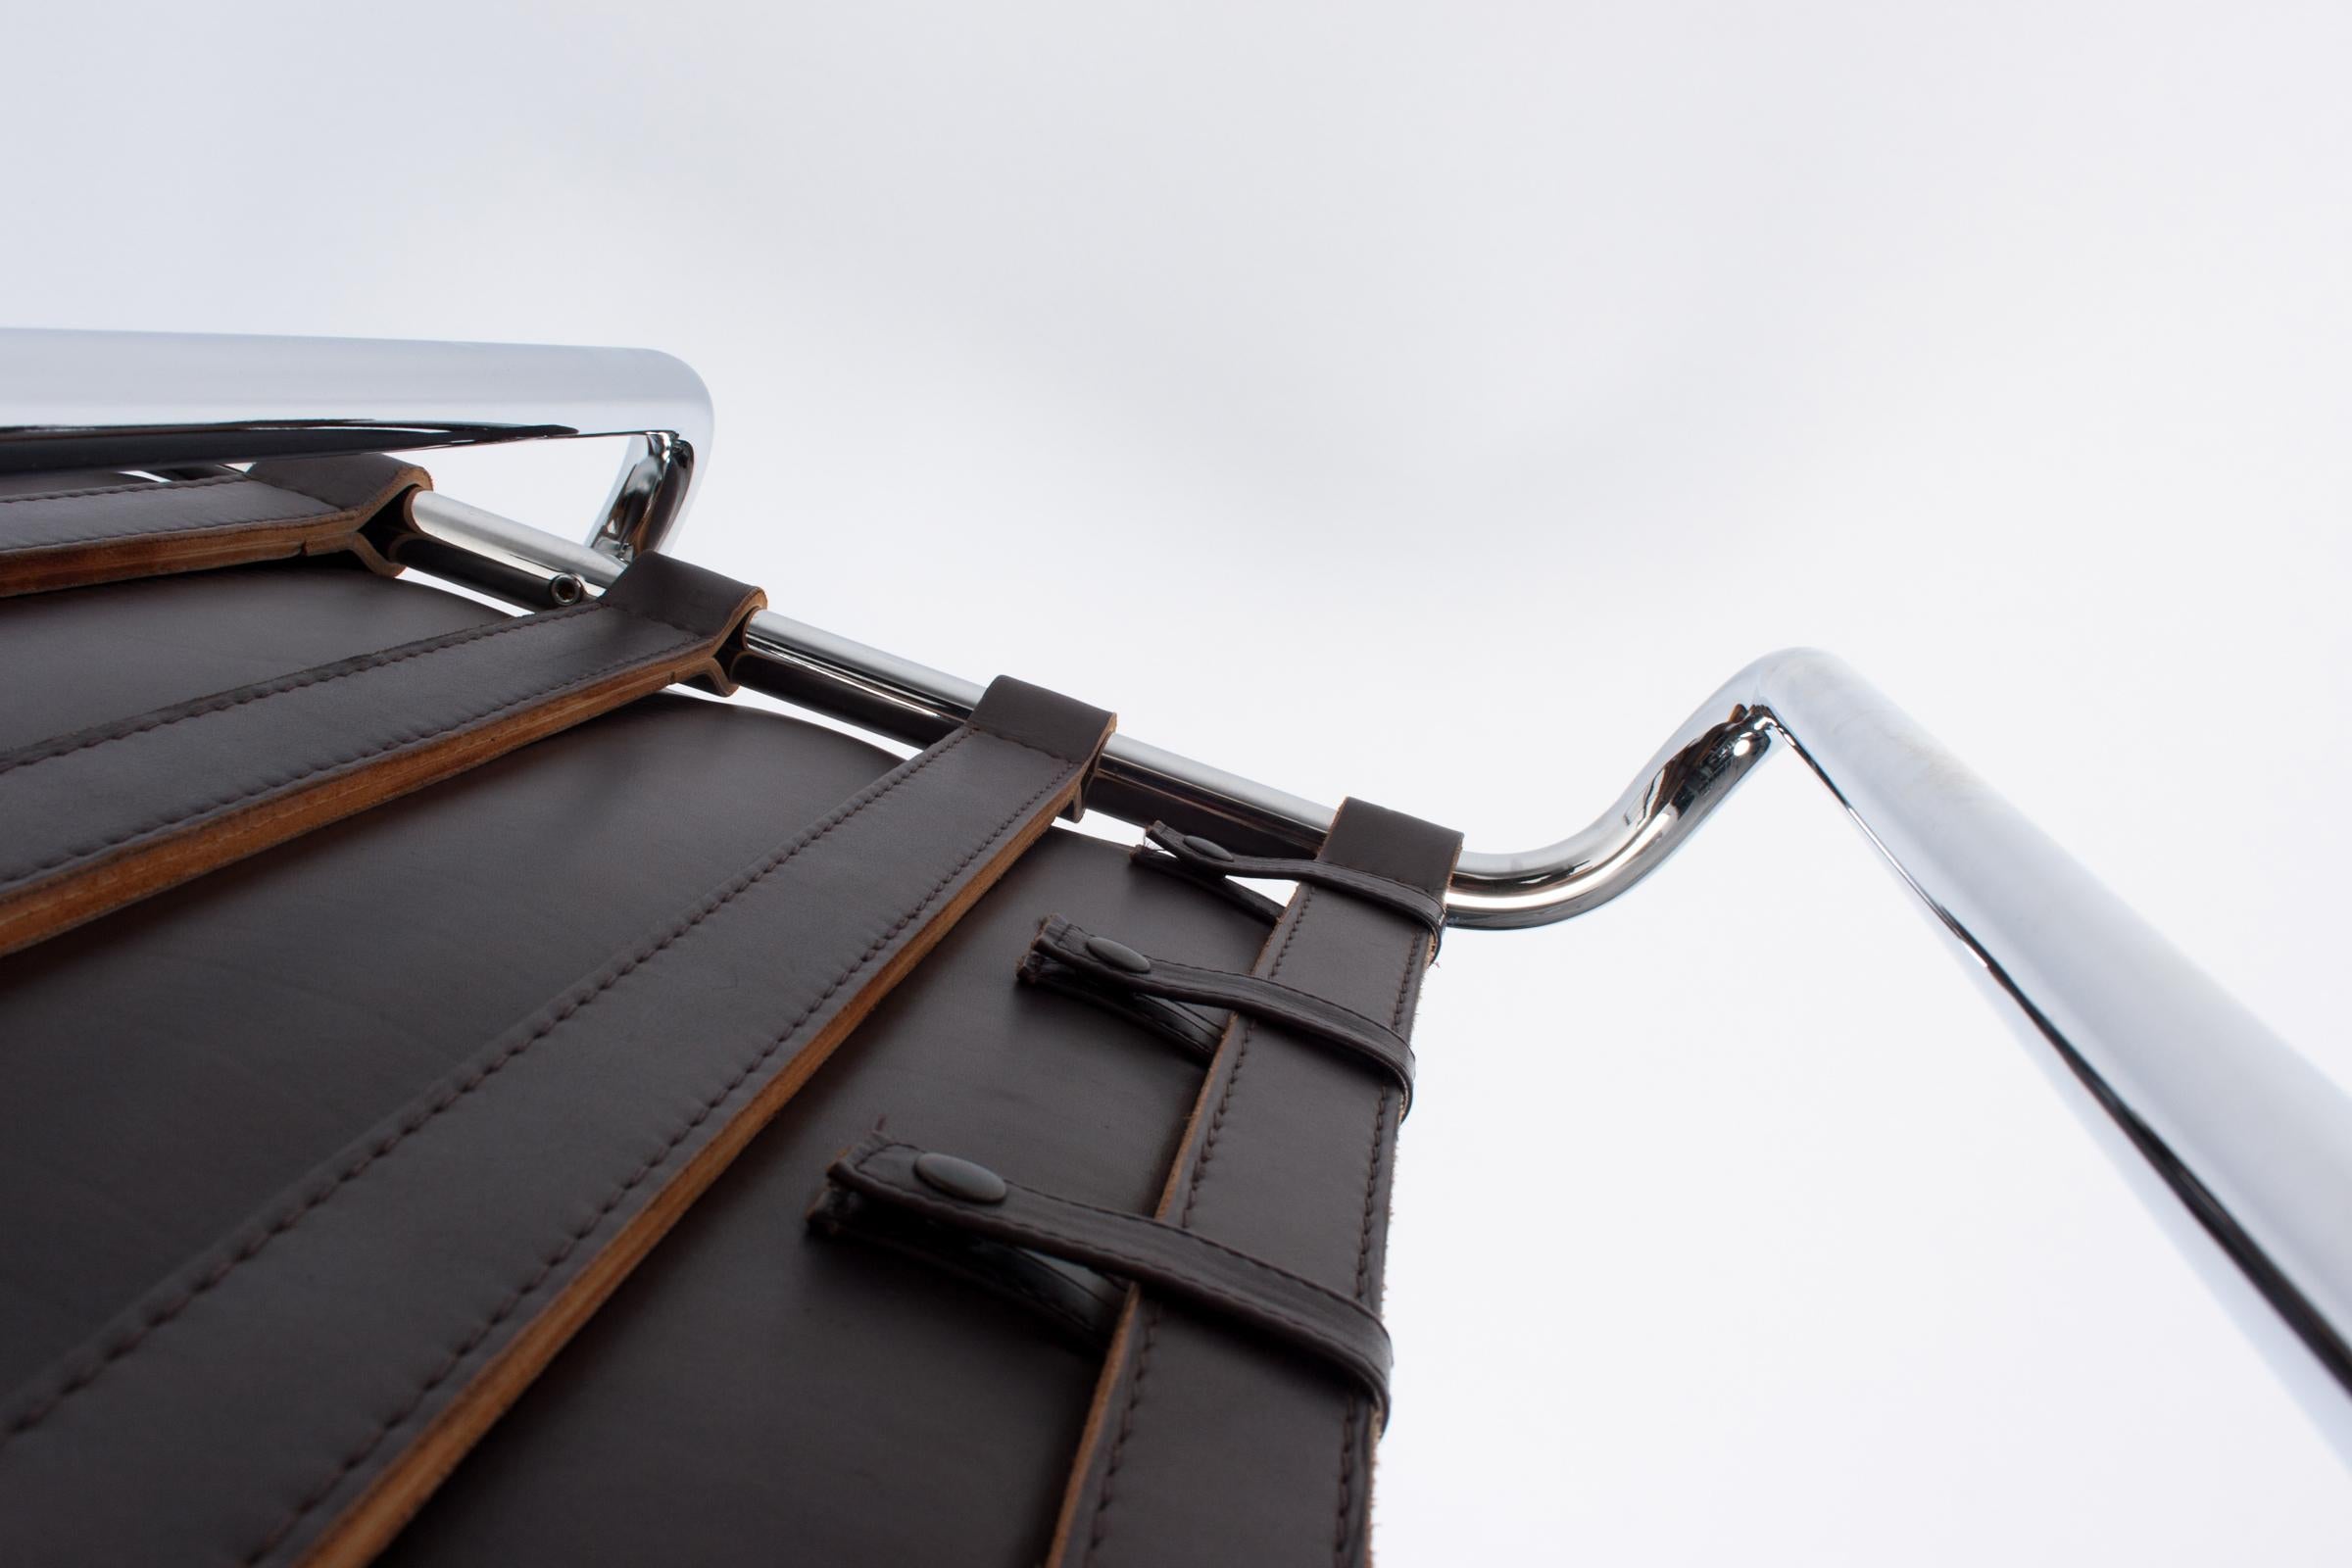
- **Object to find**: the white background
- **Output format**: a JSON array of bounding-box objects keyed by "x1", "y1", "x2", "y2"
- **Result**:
[{"x1": 8, "y1": 3, "x2": 2350, "y2": 1560}]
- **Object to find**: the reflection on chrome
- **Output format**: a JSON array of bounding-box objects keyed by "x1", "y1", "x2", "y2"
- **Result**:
[{"x1": 0, "y1": 328, "x2": 710, "y2": 559}]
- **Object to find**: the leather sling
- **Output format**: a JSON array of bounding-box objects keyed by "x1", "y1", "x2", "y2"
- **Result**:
[
  {"x1": 0, "y1": 552, "x2": 765, "y2": 958},
  {"x1": 1043, "y1": 799, "x2": 1461, "y2": 1568},
  {"x1": 0, "y1": 675, "x2": 1115, "y2": 1568},
  {"x1": 0, "y1": 455, "x2": 425, "y2": 598}
]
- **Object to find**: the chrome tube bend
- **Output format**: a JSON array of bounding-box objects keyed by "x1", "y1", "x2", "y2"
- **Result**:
[{"x1": 1460, "y1": 647, "x2": 2352, "y2": 1465}]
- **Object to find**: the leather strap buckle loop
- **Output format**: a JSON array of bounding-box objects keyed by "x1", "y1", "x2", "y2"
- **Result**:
[
  {"x1": 813, "y1": 1135, "x2": 1395, "y2": 1418},
  {"x1": 1017, "y1": 915, "x2": 1416, "y2": 1107},
  {"x1": 1016, "y1": 922, "x2": 1225, "y2": 1060},
  {"x1": 1132, "y1": 820, "x2": 1447, "y2": 938}
]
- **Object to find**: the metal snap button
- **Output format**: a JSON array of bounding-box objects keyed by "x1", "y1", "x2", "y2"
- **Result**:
[
  {"x1": 1084, "y1": 935, "x2": 1152, "y2": 974},
  {"x1": 913, "y1": 1152, "x2": 1008, "y2": 1204}
]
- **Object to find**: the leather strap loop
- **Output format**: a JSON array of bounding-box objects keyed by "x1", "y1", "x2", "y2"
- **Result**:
[
  {"x1": 808, "y1": 1183, "x2": 1128, "y2": 1348},
  {"x1": 818, "y1": 1136, "x2": 1394, "y2": 1415},
  {"x1": 1135, "y1": 819, "x2": 1446, "y2": 937},
  {"x1": 968, "y1": 675, "x2": 1116, "y2": 817},
  {"x1": 1016, "y1": 919, "x2": 1225, "y2": 1059},
  {"x1": 1020, "y1": 915, "x2": 1416, "y2": 1105}
]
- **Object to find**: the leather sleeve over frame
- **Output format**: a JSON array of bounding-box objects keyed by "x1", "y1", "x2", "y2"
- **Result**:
[{"x1": 0, "y1": 455, "x2": 430, "y2": 597}]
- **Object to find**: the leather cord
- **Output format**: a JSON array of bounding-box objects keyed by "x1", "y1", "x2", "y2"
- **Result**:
[
  {"x1": 1020, "y1": 914, "x2": 1416, "y2": 1106},
  {"x1": 1134, "y1": 819, "x2": 1446, "y2": 937},
  {"x1": 819, "y1": 1136, "x2": 1395, "y2": 1414}
]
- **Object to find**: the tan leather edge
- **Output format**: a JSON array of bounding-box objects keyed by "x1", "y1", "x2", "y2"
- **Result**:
[
  {"x1": 681, "y1": 585, "x2": 770, "y2": 698},
  {"x1": 1038, "y1": 894, "x2": 1306, "y2": 1568},
  {"x1": 0, "y1": 638, "x2": 704, "y2": 961},
  {"x1": 0, "y1": 466, "x2": 430, "y2": 599},
  {"x1": 297, "y1": 763, "x2": 1086, "y2": 1568}
]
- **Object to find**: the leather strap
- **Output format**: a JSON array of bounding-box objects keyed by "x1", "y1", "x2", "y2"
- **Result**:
[
  {"x1": 1046, "y1": 798, "x2": 1460, "y2": 1568},
  {"x1": 809, "y1": 1177, "x2": 1131, "y2": 1349},
  {"x1": 0, "y1": 553, "x2": 765, "y2": 958},
  {"x1": 0, "y1": 675, "x2": 1114, "y2": 1568},
  {"x1": 0, "y1": 456, "x2": 426, "y2": 597},
  {"x1": 815, "y1": 1136, "x2": 1394, "y2": 1410},
  {"x1": 1020, "y1": 915, "x2": 1416, "y2": 1101},
  {"x1": 969, "y1": 674, "x2": 1123, "y2": 816},
  {"x1": 1134, "y1": 820, "x2": 1447, "y2": 936}
]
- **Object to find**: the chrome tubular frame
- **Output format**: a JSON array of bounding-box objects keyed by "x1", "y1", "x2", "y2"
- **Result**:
[
  {"x1": 0, "y1": 328, "x2": 710, "y2": 558},
  {"x1": 11, "y1": 329, "x2": 2352, "y2": 1463}
]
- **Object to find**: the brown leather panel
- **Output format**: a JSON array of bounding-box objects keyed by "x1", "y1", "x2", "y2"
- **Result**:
[
  {"x1": 380, "y1": 827, "x2": 1273, "y2": 1568},
  {"x1": 0, "y1": 561, "x2": 505, "y2": 753},
  {"x1": 0, "y1": 701, "x2": 1110, "y2": 1567},
  {"x1": 1047, "y1": 799, "x2": 1460, "y2": 1568},
  {"x1": 0, "y1": 456, "x2": 427, "y2": 597},
  {"x1": 0, "y1": 696, "x2": 899, "y2": 1403},
  {"x1": 0, "y1": 559, "x2": 764, "y2": 957}
]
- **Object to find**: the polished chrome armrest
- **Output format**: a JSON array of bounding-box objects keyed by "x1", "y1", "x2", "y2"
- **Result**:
[{"x1": 0, "y1": 327, "x2": 709, "y2": 559}]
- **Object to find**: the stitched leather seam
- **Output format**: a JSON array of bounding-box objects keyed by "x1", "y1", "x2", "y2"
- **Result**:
[
  {"x1": 1179, "y1": 885, "x2": 1311, "y2": 1226},
  {"x1": 1086, "y1": 889, "x2": 1315, "y2": 1560},
  {"x1": 0, "y1": 474, "x2": 253, "y2": 505},
  {"x1": 0, "y1": 604, "x2": 598, "y2": 780},
  {"x1": 1, "y1": 508, "x2": 352, "y2": 554},
  {"x1": 0, "y1": 728, "x2": 982, "y2": 1449},
  {"x1": 236, "y1": 746, "x2": 1065, "y2": 1567},
  {"x1": 0, "y1": 500, "x2": 358, "y2": 553},
  {"x1": 1351, "y1": 1092, "x2": 1387, "y2": 1305},
  {"x1": 249, "y1": 470, "x2": 397, "y2": 515},
  {"x1": 1087, "y1": 1300, "x2": 1159, "y2": 1564},
  {"x1": 1333, "y1": 1395, "x2": 1358, "y2": 1567},
  {"x1": 0, "y1": 613, "x2": 707, "y2": 888},
  {"x1": 1330, "y1": 924, "x2": 1429, "y2": 1564},
  {"x1": 855, "y1": 1145, "x2": 1384, "y2": 1328}
]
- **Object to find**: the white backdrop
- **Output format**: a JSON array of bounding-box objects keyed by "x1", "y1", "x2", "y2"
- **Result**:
[{"x1": 8, "y1": 3, "x2": 2350, "y2": 1560}]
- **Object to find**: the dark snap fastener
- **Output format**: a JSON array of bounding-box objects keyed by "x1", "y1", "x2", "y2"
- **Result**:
[
  {"x1": 1182, "y1": 835, "x2": 1236, "y2": 863},
  {"x1": 1085, "y1": 935, "x2": 1152, "y2": 974},
  {"x1": 913, "y1": 1152, "x2": 1007, "y2": 1204}
]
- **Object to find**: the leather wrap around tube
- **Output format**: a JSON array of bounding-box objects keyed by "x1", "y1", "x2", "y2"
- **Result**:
[
  {"x1": 0, "y1": 455, "x2": 427, "y2": 597},
  {"x1": 1046, "y1": 798, "x2": 1461, "y2": 1568},
  {"x1": 0, "y1": 553, "x2": 766, "y2": 957},
  {"x1": 0, "y1": 675, "x2": 1115, "y2": 1568}
]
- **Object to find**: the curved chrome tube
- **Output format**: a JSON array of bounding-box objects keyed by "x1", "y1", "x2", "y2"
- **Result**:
[
  {"x1": 1557, "y1": 651, "x2": 2352, "y2": 1461},
  {"x1": 0, "y1": 328, "x2": 710, "y2": 557}
]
